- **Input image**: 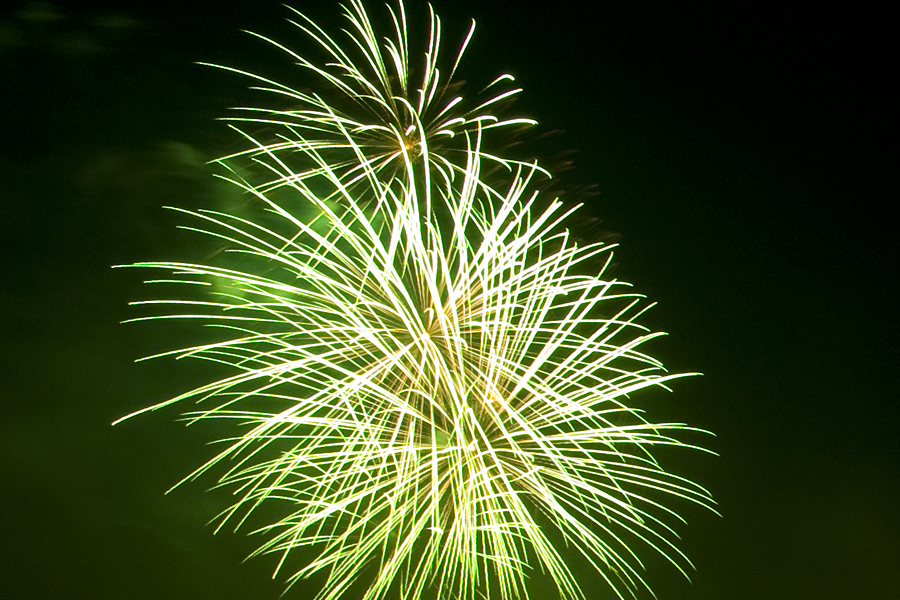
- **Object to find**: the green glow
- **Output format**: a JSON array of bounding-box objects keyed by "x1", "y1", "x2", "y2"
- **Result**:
[{"x1": 115, "y1": 2, "x2": 716, "y2": 600}]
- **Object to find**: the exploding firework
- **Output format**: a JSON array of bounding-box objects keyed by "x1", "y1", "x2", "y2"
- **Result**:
[{"x1": 115, "y1": 2, "x2": 716, "y2": 600}]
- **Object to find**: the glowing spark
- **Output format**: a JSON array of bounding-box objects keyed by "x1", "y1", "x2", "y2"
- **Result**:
[{"x1": 115, "y1": 2, "x2": 716, "y2": 600}]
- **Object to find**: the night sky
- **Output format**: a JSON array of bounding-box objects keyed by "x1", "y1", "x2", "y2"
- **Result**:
[{"x1": 1, "y1": 1, "x2": 895, "y2": 599}]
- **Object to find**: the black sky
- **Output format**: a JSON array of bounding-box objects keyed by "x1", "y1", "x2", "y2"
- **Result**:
[{"x1": 1, "y1": 1, "x2": 896, "y2": 599}]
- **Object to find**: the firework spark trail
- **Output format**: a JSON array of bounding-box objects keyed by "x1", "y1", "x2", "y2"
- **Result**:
[{"x1": 115, "y1": 2, "x2": 716, "y2": 600}]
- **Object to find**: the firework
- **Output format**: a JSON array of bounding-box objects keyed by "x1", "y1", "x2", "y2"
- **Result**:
[{"x1": 115, "y1": 2, "x2": 716, "y2": 600}]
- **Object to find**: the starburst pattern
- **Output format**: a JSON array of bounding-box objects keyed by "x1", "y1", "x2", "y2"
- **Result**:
[{"x1": 115, "y1": 2, "x2": 716, "y2": 600}]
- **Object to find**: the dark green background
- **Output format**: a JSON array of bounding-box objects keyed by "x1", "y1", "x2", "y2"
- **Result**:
[{"x1": 1, "y1": 1, "x2": 895, "y2": 598}]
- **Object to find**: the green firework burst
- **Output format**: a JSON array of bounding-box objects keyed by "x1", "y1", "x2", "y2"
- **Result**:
[{"x1": 115, "y1": 2, "x2": 717, "y2": 600}]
